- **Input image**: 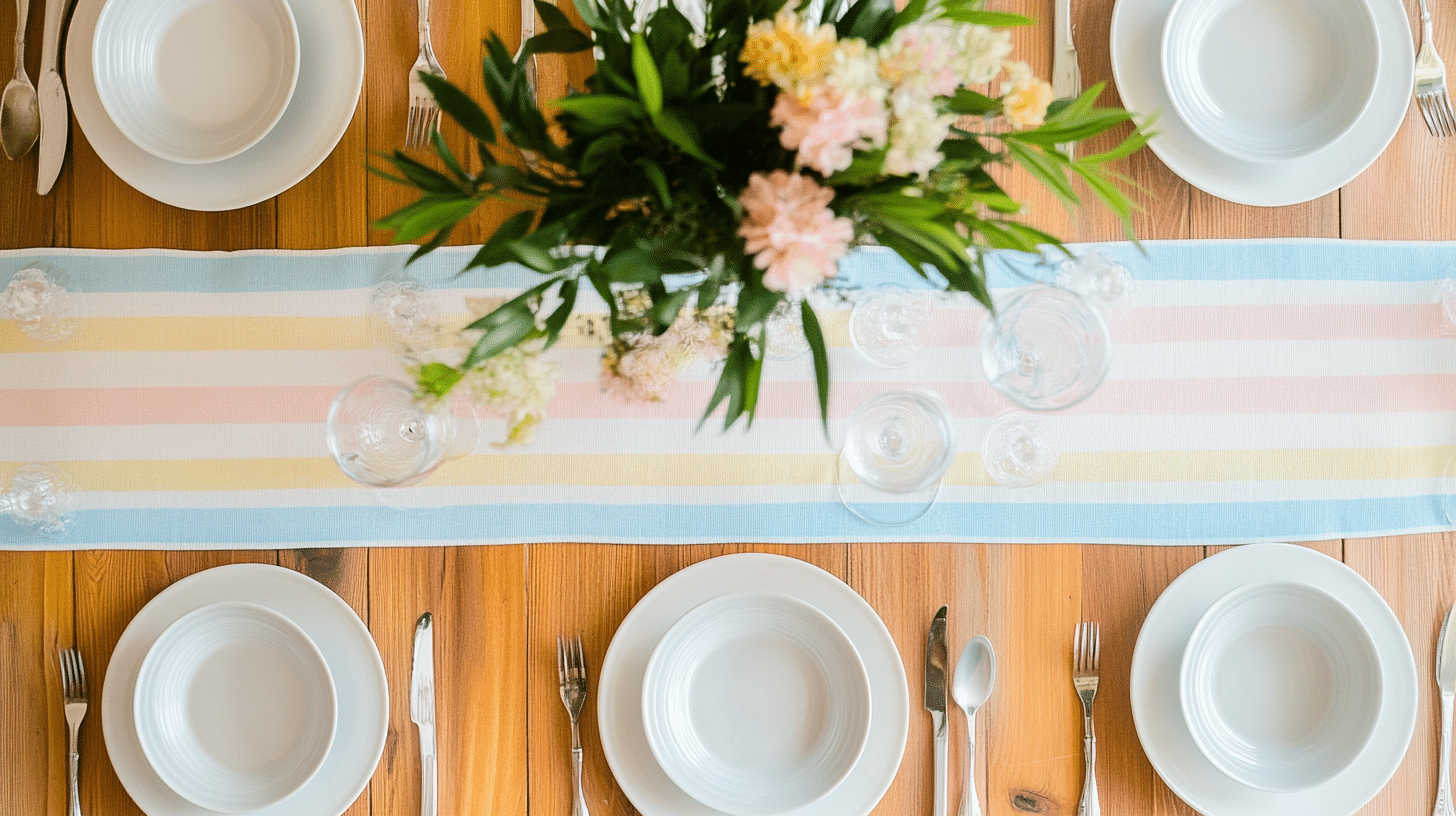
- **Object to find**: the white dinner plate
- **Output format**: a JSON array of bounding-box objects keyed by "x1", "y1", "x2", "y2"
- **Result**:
[
  {"x1": 66, "y1": 0, "x2": 363, "y2": 210},
  {"x1": 1131, "y1": 543, "x2": 1416, "y2": 816},
  {"x1": 641, "y1": 591, "x2": 872, "y2": 816},
  {"x1": 599, "y1": 553, "x2": 908, "y2": 816},
  {"x1": 103, "y1": 564, "x2": 388, "y2": 816},
  {"x1": 1111, "y1": 0, "x2": 1412, "y2": 205}
]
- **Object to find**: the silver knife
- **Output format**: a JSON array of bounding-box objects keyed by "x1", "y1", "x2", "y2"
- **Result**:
[
  {"x1": 1051, "y1": 0, "x2": 1080, "y2": 158},
  {"x1": 35, "y1": 0, "x2": 71, "y2": 194},
  {"x1": 1436, "y1": 603, "x2": 1456, "y2": 816},
  {"x1": 411, "y1": 612, "x2": 438, "y2": 816},
  {"x1": 925, "y1": 606, "x2": 949, "y2": 816}
]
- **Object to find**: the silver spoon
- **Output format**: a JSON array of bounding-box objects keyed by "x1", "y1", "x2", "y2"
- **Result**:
[
  {"x1": 952, "y1": 635, "x2": 997, "y2": 816},
  {"x1": 1, "y1": 0, "x2": 39, "y2": 160}
]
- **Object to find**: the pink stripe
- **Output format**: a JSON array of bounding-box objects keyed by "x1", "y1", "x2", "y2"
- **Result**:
[
  {"x1": 0, "y1": 386, "x2": 338, "y2": 426},
  {"x1": 1108, "y1": 304, "x2": 1440, "y2": 343},
  {"x1": 2, "y1": 373, "x2": 1451, "y2": 427}
]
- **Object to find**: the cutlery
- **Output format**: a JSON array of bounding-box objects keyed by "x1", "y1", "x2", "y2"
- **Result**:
[
  {"x1": 405, "y1": 0, "x2": 445, "y2": 148},
  {"x1": 59, "y1": 647, "x2": 87, "y2": 816},
  {"x1": 1416, "y1": 0, "x2": 1456, "y2": 136},
  {"x1": 1051, "y1": 0, "x2": 1080, "y2": 157},
  {"x1": 1436, "y1": 603, "x2": 1456, "y2": 816},
  {"x1": 33, "y1": 0, "x2": 67, "y2": 192},
  {"x1": 924, "y1": 606, "x2": 949, "y2": 816},
  {"x1": 1, "y1": 0, "x2": 38, "y2": 159},
  {"x1": 952, "y1": 636, "x2": 995, "y2": 816},
  {"x1": 557, "y1": 635, "x2": 590, "y2": 816},
  {"x1": 410, "y1": 612, "x2": 437, "y2": 816},
  {"x1": 1072, "y1": 621, "x2": 1101, "y2": 816}
]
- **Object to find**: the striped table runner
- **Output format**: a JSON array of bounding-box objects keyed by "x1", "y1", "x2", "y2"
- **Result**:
[{"x1": 2, "y1": 239, "x2": 1452, "y2": 548}]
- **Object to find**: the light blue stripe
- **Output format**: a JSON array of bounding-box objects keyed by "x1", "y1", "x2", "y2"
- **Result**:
[
  {"x1": 9, "y1": 238, "x2": 1456, "y2": 295},
  {"x1": 8, "y1": 494, "x2": 1443, "y2": 548}
]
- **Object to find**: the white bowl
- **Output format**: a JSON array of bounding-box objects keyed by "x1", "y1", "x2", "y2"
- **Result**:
[
  {"x1": 1160, "y1": 0, "x2": 1380, "y2": 163},
  {"x1": 1179, "y1": 580, "x2": 1383, "y2": 792},
  {"x1": 93, "y1": 0, "x2": 300, "y2": 164},
  {"x1": 134, "y1": 601, "x2": 337, "y2": 813},
  {"x1": 641, "y1": 592, "x2": 873, "y2": 816}
]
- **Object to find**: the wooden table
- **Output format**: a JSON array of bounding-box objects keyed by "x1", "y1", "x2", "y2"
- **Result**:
[{"x1": 3, "y1": 0, "x2": 1455, "y2": 814}]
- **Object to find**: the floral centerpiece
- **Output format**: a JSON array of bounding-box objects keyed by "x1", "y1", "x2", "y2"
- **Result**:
[{"x1": 372, "y1": 0, "x2": 1150, "y2": 435}]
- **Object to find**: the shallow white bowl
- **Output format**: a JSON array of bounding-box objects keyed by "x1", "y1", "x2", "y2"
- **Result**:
[
  {"x1": 134, "y1": 601, "x2": 337, "y2": 813},
  {"x1": 93, "y1": 0, "x2": 300, "y2": 164},
  {"x1": 641, "y1": 592, "x2": 873, "y2": 816},
  {"x1": 1160, "y1": 0, "x2": 1380, "y2": 163},
  {"x1": 1179, "y1": 579, "x2": 1383, "y2": 792}
]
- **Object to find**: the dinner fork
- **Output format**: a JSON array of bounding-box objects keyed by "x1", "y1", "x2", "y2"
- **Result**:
[
  {"x1": 557, "y1": 635, "x2": 590, "y2": 816},
  {"x1": 1072, "y1": 622, "x2": 1100, "y2": 816},
  {"x1": 1416, "y1": 0, "x2": 1455, "y2": 136},
  {"x1": 59, "y1": 647, "x2": 87, "y2": 816},
  {"x1": 405, "y1": 0, "x2": 446, "y2": 149}
]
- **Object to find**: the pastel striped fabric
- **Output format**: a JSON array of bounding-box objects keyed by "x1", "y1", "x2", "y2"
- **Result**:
[{"x1": 2, "y1": 239, "x2": 1453, "y2": 548}]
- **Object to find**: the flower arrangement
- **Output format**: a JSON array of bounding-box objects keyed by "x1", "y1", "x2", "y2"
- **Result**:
[{"x1": 372, "y1": 0, "x2": 1151, "y2": 431}]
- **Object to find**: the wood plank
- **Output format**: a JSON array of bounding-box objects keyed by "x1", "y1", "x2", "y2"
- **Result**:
[
  {"x1": 1342, "y1": 114, "x2": 1456, "y2": 240},
  {"x1": 1346, "y1": 533, "x2": 1451, "y2": 816},
  {"x1": 0, "y1": 552, "x2": 71, "y2": 816},
  {"x1": 368, "y1": 546, "x2": 529, "y2": 816}
]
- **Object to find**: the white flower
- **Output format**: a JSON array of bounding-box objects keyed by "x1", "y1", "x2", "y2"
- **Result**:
[
  {"x1": 883, "y1": 89, "x2": 955, "y2": 177},
  {"x1": 459, "y1": 340, "x2": 560, "y2": 447},
  {"x1": 951, "y1": 24, "x2": 1014, "y2": 85}
]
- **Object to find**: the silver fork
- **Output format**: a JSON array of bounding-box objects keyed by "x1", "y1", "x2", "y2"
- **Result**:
[
  {"x1": 557, "y1": 636, "x2": 590, "y2": 816},
  {"x1": 1416, "y1": 0, "x2": 1455, "y2": 136},
  {"x1": 1072, "y1": 622, "x2": 1100, "y2": 816},
  {"x1": 59, "y1": 647, "x2": 87, "y2": 816},
  {"x1": 405, "y1": 0, "x2": 446, "y2": 149}
]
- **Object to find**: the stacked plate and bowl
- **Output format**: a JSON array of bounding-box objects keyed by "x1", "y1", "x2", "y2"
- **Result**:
[
  {"x1": 598, "y1": 553, "x2": 910, "y2": 816},
  {"x1": 1111, "y1": 0, "x2": 1414, "y2": 205},
  {"x1": 1131, "y1": 543, "x2": 1418, "y2": 816},
  {"x1": 103, "y1": 564, "x2": 389, "y2": 816},
  {"x1": 67, "y1": 0, "x2": 364, "y2": 209}
]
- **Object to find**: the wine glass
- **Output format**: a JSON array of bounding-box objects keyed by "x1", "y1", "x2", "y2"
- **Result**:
[
  {"x1": 836, "y1": 390, "x2": 955, "y2": 525},
  {"x1": 1055, "y1": 250, "x2": 1134, "y2": 312},
  {"x1": 982, "y1": 411, "x2": 1060, "y2": 487},
  {"x1": 981, "y1": 284, "x2": 1111, "y2": 411},
  {"x1": 1, "y1": 464, "x2": 76, "y2": 539},
  {"x1": 849, "y1": 288, "x2": 928, "y2": 368},
  {"x1": 763, "y1": 297, "x2": 810, "y2": 361},
  {"x1": 4, "y1": 266, "x2": 80, "y2": 341},
  {"x1": 368, "y1": 276, "x2": 439, "y2": 352},
  {"x1": 326, "y1": 376, "x2": 478, "y2": 487}
]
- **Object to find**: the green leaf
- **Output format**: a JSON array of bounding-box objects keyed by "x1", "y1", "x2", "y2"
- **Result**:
[
  {"x1": 420, "y1": 72, "x2": 496, "y2": 145},
  {"x1": 429, "y1": 128, "x2": 469, "y2": 183},
  {"x1": 636, "y1": 157, "x2": 672, "y2": 207},
  {"x1": 837, "y1": 0, "x2": 896, "y2": 43},
  {"x1": 467, "y1": 209, "x2": 538, "y2": 269},
  {"x1": 700, "y1": 342, "x2": 746, "y2": 430},
  {"x1": 416, "y1": 362, "x2": 464, "y2": 398},
  {"x1": 553, "y1": 94, "x2": 644, "y2": 126},
  {"x1": 739, "y1": 338, "x2": 764, "y2": 429},
  {"x1": 528, "y1": 27, "x2": 595, "y2": 53},
  {"x1": 800, "y1": 301, "x2": 830, "y2": 433},
  {"x1": 570, "y1": 0, "x2": 607, "y2": 30},
  {"x1": 653, "y1": 109, "x2": 724, "y2": 169},
  {"x1": 535, "y1": 0, "x2": 577, "y2": 31},
  {"x1": 578, "y1": 132, "x2": 629, "y2": 174},
  {"x1": 651, "y1": 288, "x2": 692, "y2": 327},
  {"x1": 388, "y1": 196, "x2": 482, "y2": 244},
  {"x1": 542, "y1": 277, "x2": 579, "y2": 346},
  {"x1": 943, "y1": 88, "x2": 1001, "y2": 116},
  {"x1": 936, "y1": 9, "x2": 1034, "y2": 26},
  {"x1": 632, "y1": 33, "x2": 664, "y2": 117}
]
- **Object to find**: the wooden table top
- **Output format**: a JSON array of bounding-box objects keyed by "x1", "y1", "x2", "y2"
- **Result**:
[{"x1": 3, "y1": 0, "x2": 1456, "y2": 815}]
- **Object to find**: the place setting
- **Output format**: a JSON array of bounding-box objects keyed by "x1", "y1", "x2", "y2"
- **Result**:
[
  {"x1": 63, "y1": 0, "x2": 362, "y2": 210},
  {"x1": 101, "y1": 564, "x2": 388, "y2": 816}
]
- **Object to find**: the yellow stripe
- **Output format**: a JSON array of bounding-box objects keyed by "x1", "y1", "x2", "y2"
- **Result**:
[{"x1": 11, "y1": 446, "x2": 1450, "y2": 492}]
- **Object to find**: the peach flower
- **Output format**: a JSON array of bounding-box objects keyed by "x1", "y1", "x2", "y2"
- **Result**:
[{"x1": 737, "y1": 171, "x2": 854, "y2": 293}]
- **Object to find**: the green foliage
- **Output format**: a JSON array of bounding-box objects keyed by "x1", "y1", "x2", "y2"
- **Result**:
[{"x1": 370, "y1": 0, "x2": 1154, "y2": 434}]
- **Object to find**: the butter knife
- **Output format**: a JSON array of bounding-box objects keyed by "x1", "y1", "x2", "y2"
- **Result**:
[
  {"x1": 925, "y1": 606, "x2": 949, "y2": 816},
  {"x1": 411, "y1": 612, "x2": 438, "y2": 816},
  {"x1": 1051, "y1": 0, "x2": 1080, "y2": 158},
  {"x1": 1436, "y1": 603, "x2": 1456, "y2": 816},
  {"x1": 34, "y1": 0, "x2": 70, "y2": 194}
]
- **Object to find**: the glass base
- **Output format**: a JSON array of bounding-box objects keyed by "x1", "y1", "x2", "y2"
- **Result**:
[{"x1": 835, "y1": 449, "x2": 942, "y2": 526}]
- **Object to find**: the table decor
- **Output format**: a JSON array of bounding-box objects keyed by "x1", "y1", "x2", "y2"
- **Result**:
[{"x1": 373, "y1": 0, "x2": 1150, "y2": 430}]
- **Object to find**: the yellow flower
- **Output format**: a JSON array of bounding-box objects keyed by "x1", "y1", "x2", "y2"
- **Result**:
[
  {"x1": 1001, "y1": 60, "x2": 1054, "y2": 130},
  {"x1": 740, "y1": 9, "x2": 837, "y2": 95}
]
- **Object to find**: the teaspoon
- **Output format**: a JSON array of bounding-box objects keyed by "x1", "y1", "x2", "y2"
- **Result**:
[
  {"x1": 952, "y1": 635, "x2": 997, "y2": 816},
  {"x1": 1, "y1": 0, "x2": 39, "y2": 160}
]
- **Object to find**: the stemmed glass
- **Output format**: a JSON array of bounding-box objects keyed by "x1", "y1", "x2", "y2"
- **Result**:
[
  {"x1": 763, "y1": 297, "x2": 810, "y2": 361},
  {"x1": 836, "y1": 390, "x2": 955, "y2": 525},
  {"x1": 5, "y1": 266, "x2": 80, "y2": 341},
  {"x1": 1055, "y1": 250, "x2": 1134, "y2": 313},
  {"x1": 849, "y1": 288, "x2": 928, "y2": 368},
  {"x1": 1, "y1": 464, "x2": 76, "y2": 538},
  {"x1": 368, "y1": 276, "x2": 439, "y2": 352},
  {"x1": 326, "y1": 376, "x2": 478, "y2": 487},
  {"x1": 981, "y1": 283, "x2": 1111, "y2": 411},
  {"x1": 982, "y1": 411, "x2": 1060, "y2": 487}
]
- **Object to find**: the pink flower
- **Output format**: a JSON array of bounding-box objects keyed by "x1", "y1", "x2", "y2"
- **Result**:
[
  {"x1": 737, "y1": 171, "x2": 854, "y2": 293},
  {"x1": 771, "y1": 90, "x2": 888, "y2": 176}
]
